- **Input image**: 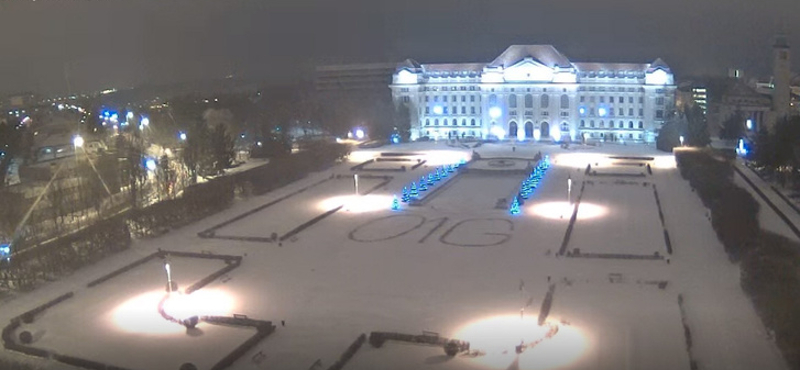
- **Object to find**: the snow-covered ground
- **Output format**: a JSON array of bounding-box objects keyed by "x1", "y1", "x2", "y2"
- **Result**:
[{"x1": 0, "y1": 140, "x2": 788, "y2": 370}]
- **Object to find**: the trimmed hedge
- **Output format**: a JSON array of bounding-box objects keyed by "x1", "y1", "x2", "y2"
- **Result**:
[{"x1": 676, "y1": 149, "x2": 800, "y2": 369}]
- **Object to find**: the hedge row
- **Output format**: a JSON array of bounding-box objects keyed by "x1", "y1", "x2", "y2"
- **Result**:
[
  {"x1": 2, "y1": 143, "x2": 350, "y2": 291},
  {"x1": 675, "y1": 149, "x2": 759, "y2": 261},
  {"x1": 676, "y1": 149, "x2": 800, "y2": 369}
]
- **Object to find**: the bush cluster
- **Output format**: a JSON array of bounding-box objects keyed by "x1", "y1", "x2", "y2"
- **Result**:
[{"x1": 676, "y1": 149, "x2": 800, "y2": 369}]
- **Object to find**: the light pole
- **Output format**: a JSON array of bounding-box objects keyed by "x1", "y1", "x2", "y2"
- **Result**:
[
  {"x1": 567, "y1": 175, "x2": 572, "y2": 205},
  {"x1": 354, "y1": 174, "x2": 359, "y2": 196},
  {"x1": 164, "y1": 259, "x2": 175, "y2": 293},
  {"x1": 679, "y1": 135, "x2": 684, "y2": 147}
]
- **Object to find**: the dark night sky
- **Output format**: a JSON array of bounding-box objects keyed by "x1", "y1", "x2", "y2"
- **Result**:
[{"x1": 0, "y1": 0, "x2": 798, "y2": 95}]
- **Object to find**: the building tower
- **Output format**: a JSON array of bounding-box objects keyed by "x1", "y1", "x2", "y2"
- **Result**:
[{"x1": 772, "y1": 33, "x2": 791, "y2": 120}]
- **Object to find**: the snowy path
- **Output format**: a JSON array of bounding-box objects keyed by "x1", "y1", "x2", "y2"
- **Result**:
[{"x1": 0, "y1": 143, "x2": 788, "y2": 370}]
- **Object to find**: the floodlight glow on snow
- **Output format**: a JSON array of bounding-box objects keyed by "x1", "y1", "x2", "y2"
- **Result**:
[
  {"x1": 489, "y1": 107, "x2": 502, "y2": 119},
  {"x1": 529, "y1": 201, "x2": 608, "y2": 220},
  {"x1": 454, "y1": 315, "x2": 588, "y2": 369},
  {"x1": 112, "y1": 289, "x2": 234, "y2": 335},
  {"x1": 551, "y1": 126, "x2": 562, "y2": 142},
  {"x1": 420, "y1": 150, "x2": 470, "y2": 166},
  {"x1": 348, "y1": 150, "x2": 380, "y2": 163},
  {"x1": 554, "y1": 153, "x2": 613, "y2": 168},
  {"x1": 652, "y1": 155, "x2": 677, "y2": 169},
  {"x1": 355, "y1": 128, "x2": 365, "y2": 140},
  {"x1": 73, "y1": 135, "x2": 84, "y2": 148},
  {"x1": 319, "y1": 194, "x2": 394, "y2": 213},
  {"x1": 490, "y1": 125, "x2": 506, "y2": 138}
]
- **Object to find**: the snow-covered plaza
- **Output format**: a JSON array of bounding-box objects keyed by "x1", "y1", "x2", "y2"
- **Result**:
[{"x1": 0, "y1": 141, "x2": 789, "y2": 370}]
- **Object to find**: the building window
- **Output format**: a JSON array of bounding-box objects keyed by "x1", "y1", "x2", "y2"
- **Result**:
[
  {"x1": 425, "y1": 96, "x2": 429, "y2": 102},
  {"x1": 460, "y1": 86, "x2": 467, "y2": 91},
  {"x1": 425, "y1": 107, "x2": 430, "y2": 114},
  {"x1": 629, "y1": 121, "x2": 634, "y2": 129},
  {"x1": 619, "y1": 108, "x2": 624, "y2": 116},
  {"x1": 639, "y1": 97, "x2": 644, "y2": 104},
  {"x1": 638, "y1": 121, "x2": 644, "y2": 129},
  {"x1": 444, "y1": 107, "x2": 448, "y2": 114},
  {"x1": 461, "y1": 96, "x2": 466, "y2": 102},
  {"x1": 629, "y1": 108, "x2": 634, "y2": 116},
  {"x1": 560, "y1": 94, "x2": 569, "y2": 109},
  {"x1": 629, "y1": 133, "x2": 634, "y2": 139},
  {"x1": 656, "y1": 97, "x2": 665, "y2": 105},
  {"x1": 471, "y1": 119, "x2": 476, "y2": 126},
  {"x1": 599, "y1": 120, "x2": 605, "y2": 128},
  {"x1": 435, "y1": 119, "x2": 439, "y2": 125},
  {"x1": 461, "y1": 107, "x2": 466, "y2": 114},
  {"x1": 560, "y1": 112, "x2": 569, "y2": 117},
  {"x1": 509, "y1": 94, "x2": 518, "y2": 108},
  {"x1": 541, "y1": 111, "x2": 549, "y2": 116},
  {"x1": 580, "y1": 120, "x2": 585, "y2": 127},
  {"x1": 619, "y1": 121, "x2": 624, "y2": 128},
  {"x1": 628, "y1": 97, "x2": 634, "y2": 104},
  {"x1": 471, "y1": 107, "x2": 476, "y2": 114},
  {"x1": 541, "y1": 94, "x2": 549, "y2": 108},
  {"x1": 462, "y1": 119, "x2": 467, "y2": 126},
  {"x1": 426, "y1": 119, "x2": 430, "y2": 126},
  {"x1": 443, "y1": 119, "x2": 447, "y2": 126},
  {"x1": 402, "y1": 96, "x2": 410, "y2": 103},
  {"x1": 470, "y1": 96, "x2": 476, "y2": 102},
  {"x1": 590, "y1": 120, "x2": 595, "y2": 128},
  {"x1": 656, "y1": 110, "x2": 663, "y2": 118},
  {"x1": 590, "y1": 96, "x2": 595, "y2": 103},
  {"x1": 524, "y1": 94, "x2": 533, "y2": 108},
  {"x1": 619, "y1": 96, "x2": 624, "y2": 103},
  {"x1": 638, "y1": 108, "x2": 643, "y2": 116},
  {"x1": 609, "y1": 120, "x2": 614, "y2": 128},
  {"x1": 561, "y1": 122, "x2": 569, "y2": 131},
  {"x1": 453, "y1": 119, "x2": 458, "y2": 126},
  {"x1": 434, "y1": 96, "x2": 439, "y2": 102},
  {"x1": 599, "y1": 96, "x2": 605, "y2": 103},
  {"x1": 580, "y1": 96, "x2": 585, "y2": 103},
  {"x1": 489, "y1": 94, "x2": 497, "y2": 105}
]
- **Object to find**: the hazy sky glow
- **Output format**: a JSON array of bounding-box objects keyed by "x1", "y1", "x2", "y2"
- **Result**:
[{"x1": 0, "y1": 0, "x2": 798, "y2": 94}]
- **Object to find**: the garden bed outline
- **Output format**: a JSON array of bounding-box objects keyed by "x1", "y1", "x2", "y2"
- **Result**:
[{"x1": 2, "y1": 250, "x2": 276, "y2": 370}]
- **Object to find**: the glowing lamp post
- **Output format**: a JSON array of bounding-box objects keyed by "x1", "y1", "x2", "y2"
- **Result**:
[
  {"x1": 354, "y1": 174, "x2": 359, "y2": 196},
  {"x1": 568, "y1": 175, "x2": 572, "y2": 205},
  {"x1": 73, "y1": 135, "x2": 84, "y2": 148},
  {"x1": 679, "y1": 135, "x2": 684, "y2": 146},
  {"x1": 164, "y1": 259, "x2": 177, "y2": 293}
]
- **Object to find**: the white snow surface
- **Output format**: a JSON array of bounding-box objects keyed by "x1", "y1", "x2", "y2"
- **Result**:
[{"x1": 0, "y1": 141, "x2": 788, "y2": 370}]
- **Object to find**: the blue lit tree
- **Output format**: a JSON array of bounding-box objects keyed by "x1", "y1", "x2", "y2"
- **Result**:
[
  {"x1": 392, "y1": 195, "x2": 401, "y2": 211},
  {"x1": 510, "y1": 196, "x2": 521, "y2": 215}
]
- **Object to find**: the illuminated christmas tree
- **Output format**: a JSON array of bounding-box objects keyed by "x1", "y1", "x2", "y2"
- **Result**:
[
  {"x1": 510, "y1": 196, "x2": 521, "y2": 215},
  {"x1": 410, "y1": 182, "x2": 418, "y2": 196},
  {"x1": 419, "y1": 177, "x2": 428, "y2": 191},
  {"x1": 392, "y1": 195, "x2": 401, "y2": 211}
]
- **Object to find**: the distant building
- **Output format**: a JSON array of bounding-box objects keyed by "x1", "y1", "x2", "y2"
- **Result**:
[
  {"x1": 390, "y1": 45, "x2": 675, "y2": 143},
  {"x1": 315, "y1": 63, "x2": 396, "y2": 92}
]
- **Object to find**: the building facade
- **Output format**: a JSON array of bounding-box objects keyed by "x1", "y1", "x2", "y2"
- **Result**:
[{"x1": 390, "y1": 45, "x2": 675, "y2": 143}]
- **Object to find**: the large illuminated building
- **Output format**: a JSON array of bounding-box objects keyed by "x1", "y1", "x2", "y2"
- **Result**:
[{"x1": 390, "y1": 45, "x2": 675, "y2": 143}]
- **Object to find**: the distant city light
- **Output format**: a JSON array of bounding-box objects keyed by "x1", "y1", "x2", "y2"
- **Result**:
[
  {"x1": 746, "y1": 119, "x2": 753, "y2": 130},
  {"x1": 179, "y1": 132, "x2": 187, "y2": 141},
  {"x1": 257, "y1": 141, "x2": 263, "y2": 147},
  {"x1": 433, "y1": 105, "x2": 444, "y2": 115},
  {"x1": 489, "y1": 107, "x2": 502, "y2": 119},
  {"x1": 73, "y1": 135, "x2": 84, "y2": 148},
  {"x1": 145, "y1": 158, "x2": 157, "y2": 171},
  {"x1": 579, "y1": 107, "x2": 586, "y2": 115},
  {"x1": 140, "y1": 117, "x2": 150, "y2": 127},
  {"x1": 598, "y1": 107, "x2": 607, "y2": 117}
]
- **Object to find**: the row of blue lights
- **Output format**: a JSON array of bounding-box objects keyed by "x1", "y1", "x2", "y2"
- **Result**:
[
  {"x1": 391, "y1": 159, "x2": 469, "y2": 210},
  {"x1": 510, "y1": 155, "x2": 550, "y2": 215}
]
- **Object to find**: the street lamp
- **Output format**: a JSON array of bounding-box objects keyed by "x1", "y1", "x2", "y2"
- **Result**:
[
  {"x1": 73, "y1": 135, "x2": 84, "y2": 148},
  {"x1": 179, "y1": 132, "x2": 187, "y2": 141},
  {"x1": 679, "y1": 135, "x2": 684, "y2": 146},
  {"x1": 141, "y1": 117, "x2": 150, "y2": 127}
]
